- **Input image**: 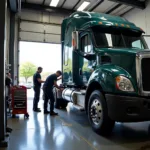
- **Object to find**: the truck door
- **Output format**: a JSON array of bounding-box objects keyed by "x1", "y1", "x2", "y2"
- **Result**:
[{"x1": 80, "y1": 33, "x2": 93, "y2": 85}]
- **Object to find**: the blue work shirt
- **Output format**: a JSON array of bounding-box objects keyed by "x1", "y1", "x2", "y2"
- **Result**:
[
  {"x1": 33, "y1": 72, "x2": 41, "y2": 87},
  {"x1": 43, "y1": 74, "x2": 57, "y2": 90}
]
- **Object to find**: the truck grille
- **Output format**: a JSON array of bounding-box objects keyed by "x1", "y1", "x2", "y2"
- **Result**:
[
  {"x1": 141, "y1": 58, "x2": 150, "y2": 91},
  {"x1": 136, "y1": 52, "x2": 150, "y2": 96}
]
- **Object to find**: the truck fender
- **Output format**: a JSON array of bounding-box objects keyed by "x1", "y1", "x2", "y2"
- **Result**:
[
  {"x1": 85, "y1": 80, "x2": 103, "y2": 113},
  {"x1": 84, "y1": 64, "x2": 134, "y2": 113}
]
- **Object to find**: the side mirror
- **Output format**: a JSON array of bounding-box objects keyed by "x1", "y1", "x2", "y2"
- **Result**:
[
  {"x1": 84, "y1": 54, "x2": 96, "y2": 61},
  {"x1": 72, "y1": 31, "x2": 79, "y2": 51}
]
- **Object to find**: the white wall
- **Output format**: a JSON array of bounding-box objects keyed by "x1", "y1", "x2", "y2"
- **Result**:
[
  {"x1": 123, "y1": 1, "x2": 150, "y2": 48},
  {"x1": 123, "y1": 1, "x2": 150, "y2": 35}
]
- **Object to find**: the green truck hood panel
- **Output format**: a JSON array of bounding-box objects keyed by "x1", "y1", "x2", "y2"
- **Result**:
[
  {"x1": 90, "y1": 48, "x2": 150, "y2": 94},
  {"x1": 97, "y1": 48, "x2": 139, "y2": 83},
  {"x1": 88, "y1": 64, "x2": 137, "y2": 95}
]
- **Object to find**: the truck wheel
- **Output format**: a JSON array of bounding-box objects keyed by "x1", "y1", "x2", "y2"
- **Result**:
[
  {"x1": 88, "y1": 90, "x2": 115, "y2": 136},
  {"x1": 60, "y1": 99, "x2": 68, "y2": 109},
  {"x1": 53, "y1": 88, "x2": 68, "y2": 109}
]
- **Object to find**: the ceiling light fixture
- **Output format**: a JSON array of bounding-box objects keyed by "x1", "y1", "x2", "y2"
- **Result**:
[
  {"x1": 77, "y1": 1, "x2": 90, "y2": 11},
  {"x1": 50, "y1": 0, "x2": 60, "y2": 7}
]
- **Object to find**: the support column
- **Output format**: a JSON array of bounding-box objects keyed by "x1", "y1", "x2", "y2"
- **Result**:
[
  {"x1": 0, "y1": 0, "x2": 8, "y2": 147},
  {"x1": 16, "y1": 18, "x2": 20, "y2": 85},
  {"x1": 9, "y1": 12, "x2": 15, "y2": 85}
]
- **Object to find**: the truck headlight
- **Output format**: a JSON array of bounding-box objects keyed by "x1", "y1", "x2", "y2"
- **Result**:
[{"x1": 116, "y1": 76, "x2": 134, "y2": 92}]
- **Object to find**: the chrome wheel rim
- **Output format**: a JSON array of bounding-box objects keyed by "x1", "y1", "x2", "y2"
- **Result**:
[{"x1": 90, "y1": 99, "x2": 102, "y2": 126}]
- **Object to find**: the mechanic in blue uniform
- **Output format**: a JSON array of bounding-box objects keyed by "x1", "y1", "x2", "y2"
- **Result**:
[
  {"x1": 33, "y1": 67, "x2": 45, "y2": 112},
  {"x1": 43, "y1": 70, "x2": 62, "y2": 115}
]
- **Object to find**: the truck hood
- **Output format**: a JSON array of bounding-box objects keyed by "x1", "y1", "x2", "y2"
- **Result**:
[{"x1": 96, "y1": 48, "x2": 150, "y2": 87}]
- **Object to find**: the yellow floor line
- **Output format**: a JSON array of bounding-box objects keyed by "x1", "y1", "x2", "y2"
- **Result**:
[
  {"x1": 59, "y1": 118, "x2": 72, "y2": 127},
  {"x1": 58, "y1": 117, "x2": 97, "y2": 150},
  {"x1": 74, "y1": 131, "x2": 98, "y2": 150}
]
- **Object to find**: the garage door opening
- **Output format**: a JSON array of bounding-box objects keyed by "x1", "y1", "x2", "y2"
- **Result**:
[{"x1": 19, "y1": 41, "x2": 61, "y2": 89}]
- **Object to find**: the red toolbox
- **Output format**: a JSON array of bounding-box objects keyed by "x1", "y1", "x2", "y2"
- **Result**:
[{"x1": 11, "y1": 86, "x2": 29, "y2": 118}]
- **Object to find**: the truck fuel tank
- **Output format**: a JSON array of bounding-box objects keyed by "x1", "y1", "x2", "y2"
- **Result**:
[
  {"x1": 62, "y1": 88, "x2": 77, "y2": 103},
  {"x1": 62, "y1": 88, "x2": 86, "y2": 107}
]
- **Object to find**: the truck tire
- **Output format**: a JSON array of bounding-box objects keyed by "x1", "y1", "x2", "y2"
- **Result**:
[
  {"x1": 60, "y1": 100, "x2": 68, "y2": 109},
  {"x1": 88, "y1": 90, "x2": 115, "y2": 136}
]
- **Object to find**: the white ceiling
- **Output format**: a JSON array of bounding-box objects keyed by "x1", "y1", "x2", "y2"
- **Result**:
[{"x1": 22, "y1": 0, "x2": 146, "y2": 16}]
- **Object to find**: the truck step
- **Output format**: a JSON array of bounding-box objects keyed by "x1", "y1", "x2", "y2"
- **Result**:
[
  {"x1": 74, "y1": 90, "x2": 86, "y2": 95},
  {"x1": 73, "y1": 104, "x2": 85, "y2": 111}
]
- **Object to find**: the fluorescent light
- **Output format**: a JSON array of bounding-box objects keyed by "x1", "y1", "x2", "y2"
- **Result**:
[
  {"x1": 50, "y1": 0, "x2": 60, "y2": 7},
  {"x1": 77, "y1": 1, "x2": 90, "y2": 11}
]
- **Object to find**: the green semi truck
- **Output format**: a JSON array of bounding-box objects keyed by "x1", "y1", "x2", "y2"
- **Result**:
[{"x1": 54, "y1": 11, "x2": 150, "y2": 135}]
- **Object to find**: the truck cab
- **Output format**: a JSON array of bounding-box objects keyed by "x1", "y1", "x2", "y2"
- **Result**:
[{"x1": 55, "y1": 11, "x2": 150, "y2": 136}]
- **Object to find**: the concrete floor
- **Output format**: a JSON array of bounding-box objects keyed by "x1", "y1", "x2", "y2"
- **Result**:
[{"x1": 1, "y1": 89, "x2": 150, "y2": 150}]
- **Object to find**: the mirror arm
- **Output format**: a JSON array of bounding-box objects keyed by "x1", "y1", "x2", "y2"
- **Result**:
[
  {"x1": 83, "y1": 54, "x2": 91, "y2": 59},
  {"x1": 78, "y1": 51, "x2": 96, "y2": 60},
  {"x1": 75, "y1": 50, "x2": 85, "y2": 57}
]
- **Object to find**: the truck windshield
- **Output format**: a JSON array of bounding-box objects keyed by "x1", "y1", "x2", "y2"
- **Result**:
[{"x1": 92, "y1": 26, "x2": 148, "y2": 49}]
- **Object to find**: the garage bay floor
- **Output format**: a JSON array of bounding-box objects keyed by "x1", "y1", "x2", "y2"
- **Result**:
[{"x1": 1, "y1": 89, "x2": 150, "y2": 150}]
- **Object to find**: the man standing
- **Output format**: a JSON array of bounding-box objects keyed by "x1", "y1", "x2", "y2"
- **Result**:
[
  {"x1": 43, "y1": 70, "x2": 62, "y2": 115},
  {"x1": 33, "y1": 67, "x2": 44, "y2": 112}
]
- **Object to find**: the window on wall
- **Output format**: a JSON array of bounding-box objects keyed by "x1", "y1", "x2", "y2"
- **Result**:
[{"x1": 81, "y1": 34, "x2": 92, "y2": 53}]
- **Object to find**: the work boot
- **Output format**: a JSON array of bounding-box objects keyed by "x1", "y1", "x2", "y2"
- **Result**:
[
  {"x1": 50, "y1": 111, "x2": 58, "y2": 116},
  {"x1": 6, "y1": 127, "x2": 12, "y2": 133},
  {"x1": 33, "y1": 109, "x2": 41, "y2": 112},
  {"x1": 44, "y1": 111, "x2": 50, "y2": 114}
]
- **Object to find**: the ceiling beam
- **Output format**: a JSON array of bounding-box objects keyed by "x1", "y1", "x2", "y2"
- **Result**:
[
  {"x1": 120, "y1": 7, "x2": 134, "y2": 16},
  {"x1": 42, "y1": 0, "x2": 46, "y2": 5},
  {"x1": 108, "y1": 0, "x2": 146, "y2": 9},
  {"x1": 72, "y1": 0, "x2": 81, "y2": 10},
  {"x1": 106, "y1": 3, "x2": 122, "y2": 14},
  {"x1": 88, "y1": 0, "x2": 104, "y2": 12},
  {"x1": 60, "y1": 0, "x2": 67, "y2": 8},
  {"x1": 21, "y1": 2, "x2": 74, "y2": 15}
]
